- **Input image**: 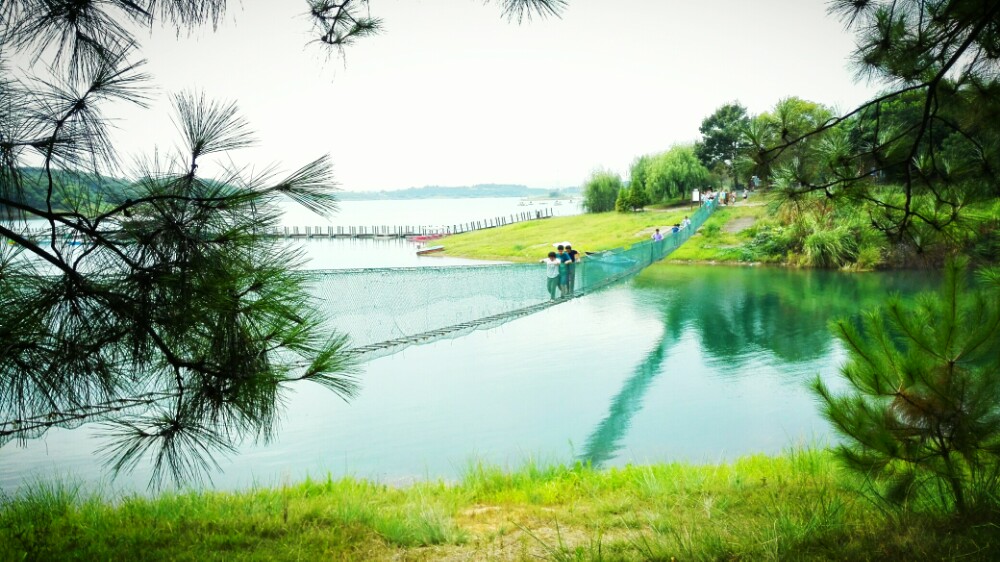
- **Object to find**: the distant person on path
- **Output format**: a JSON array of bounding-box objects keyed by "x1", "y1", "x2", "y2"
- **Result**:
[
  {"x1": 652, "y1": 229, "x2": 663, "y2": 242},
  {"x1": 671, "y1": 224, "x2": 680, "y2": 234},
  {"x1": 542, "y1": 251, "x2": 561, "y2": 299},
  {"x1": 681, "y1": 216, "x2": 691, "y2": 229},
  {"x1": 565, "y1": 244, "x2": 580, "y2": 293}
]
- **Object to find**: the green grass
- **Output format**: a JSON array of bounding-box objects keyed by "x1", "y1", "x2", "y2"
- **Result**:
[
  {"x1": 3, "y1": 451, "x2": 998, "y2": 561},
  {"x1": 666, "y1": 204, "x2": 768, "y2": 263},
  {"x1": 438, "y1": 203, "x2": 767, "y2": 264},
  {"x1": 439, "y1": 205, "x2": 702, "y2": 262}
]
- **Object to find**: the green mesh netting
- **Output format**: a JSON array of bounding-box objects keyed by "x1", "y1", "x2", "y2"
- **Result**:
[
  {"x1": 0, "y1": 203, "x2": 715, "y2": 437},
  {"x1": 310, "y1": 201, "x2": 716, "y2": 361}
]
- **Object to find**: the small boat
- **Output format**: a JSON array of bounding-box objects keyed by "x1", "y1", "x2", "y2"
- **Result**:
[
  {"x1": 407, "y1": 233, "x2": 444, "y2": 242},
  {"x1": 416, "y1": 245, "x2": 445, "y2": 255}
]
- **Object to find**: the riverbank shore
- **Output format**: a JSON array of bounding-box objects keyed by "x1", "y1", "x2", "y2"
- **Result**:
[
  {"x1": 438, "y1": 194, "x2": 991, "y2": 270},
  {"x1": 438, "y1": 201, "x2": 766, "y2": 265},
  {"x1": 3, "y1": 450, "x2": 996, "y2": 560}
]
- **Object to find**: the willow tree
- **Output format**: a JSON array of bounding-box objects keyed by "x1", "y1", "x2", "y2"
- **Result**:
[
  {"x1": 582, "y1": 170, "x2": 622, "y2": 213},
  {"x1": 0, "y1": 0, "x2": 567, "y2": 486}
]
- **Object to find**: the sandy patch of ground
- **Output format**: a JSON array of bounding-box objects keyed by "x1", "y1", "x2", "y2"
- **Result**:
[{"x1": 723, "y1": 216, "x2": 757, "y2": 234}]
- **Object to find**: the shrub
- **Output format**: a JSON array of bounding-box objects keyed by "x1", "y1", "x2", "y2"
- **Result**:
[
  {"x1": 803, "y1": 228, "x2": 858, "y2": 268},
  {"x1": 745, "y1": 222, "x2": 795, "y2": 261},
  {"x1": 814, "y1": 258, "x2": 1000, "y2": 515},
  {"x1": 701, "y1": 224, "x2": 721, "y2": 238}
]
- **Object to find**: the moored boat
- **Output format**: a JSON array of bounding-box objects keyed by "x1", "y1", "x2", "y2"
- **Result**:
[{"x1": 416, "y1": 245, "x2": 445, "y2": 255}]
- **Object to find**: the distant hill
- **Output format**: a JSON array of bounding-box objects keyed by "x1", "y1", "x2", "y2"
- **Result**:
[
  {"x1": 3, "y1": 172, "x2": 578, "y2": 209},
  {"x1": 1, "y1": 168, "x2": 132, "y2": 213},
  {"x1": 336, "y1": 184, "x2": 580, "y2": 201}
]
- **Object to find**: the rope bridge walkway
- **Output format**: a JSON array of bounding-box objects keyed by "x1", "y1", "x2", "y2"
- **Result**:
[
  {"x1": 0, "y1": 203, "x2": 715, "y2": 440},
  {"x1": 319, "y1": 201, "x2": 715, "y2": 361}
]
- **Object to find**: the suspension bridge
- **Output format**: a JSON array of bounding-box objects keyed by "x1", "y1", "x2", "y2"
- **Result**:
[{"x1": 0, "y1": 202, "x2": 716, "y2": 440}]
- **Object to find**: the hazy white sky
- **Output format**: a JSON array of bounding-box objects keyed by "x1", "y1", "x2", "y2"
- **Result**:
[{"x1": 102, "y1": 0, "x2": 879, "y2": 191}]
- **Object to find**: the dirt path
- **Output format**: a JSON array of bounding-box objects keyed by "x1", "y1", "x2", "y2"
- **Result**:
[{"x1": 723, "y1": 216, "x2": 757, "y2": 234}]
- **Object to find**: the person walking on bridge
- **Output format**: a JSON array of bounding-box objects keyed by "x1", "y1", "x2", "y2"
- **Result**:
[
  {"x1": 565, "y1": 244, "x2": 580, "y2": 294},
  {"x1": 556, "y1": 244, "x2": 571, "y2": 297},
  {"x1": 542, "y1": 251, "x2": 561, "y2": 299}
]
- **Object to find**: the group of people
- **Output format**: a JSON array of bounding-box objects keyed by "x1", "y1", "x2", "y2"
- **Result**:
[
  {"x1": 694, "y1": 188, "x2": 749, "y2": 206},
  {"x1": 541, "y1": 244, "x2": 580, "y2": 299},
  {"x1": 651, "y1": 215, "x2": 692, "y2": 241}
]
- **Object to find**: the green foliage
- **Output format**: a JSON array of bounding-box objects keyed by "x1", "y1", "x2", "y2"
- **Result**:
[
  {"x1": 614, "y1": 188, "x2": 629, "y2": 212},
  {"x1": 695, "y1": 102, "x2": 750, "y2": 186},
  {"x1": 739, "y1": 191, "x2": 941, "y2": 269},
  {"x1": 582, "y1": 170, "x2": 623, "y2": 213},
  {"x1": 701, "y1": 223, "x2": 721, "y2": 238},
  {"x1": 744, "y1": 223, "x2": 795, "y2": 261},
  {"x1": 815, "y1": 258, "x2": 1000, "y2": 515},
  {"x1": 631, "y1": 145, "x2": 710, "y2": 205},
  {"x1": 614, "y1": 185, "x2": 648, "y2": 213},
  {"x1": 756, "y1": 0, "x2": 1000, "y2": 250},
  {"x1": 744, "y1": 96, "x2": 835, "y2": 190},
  {"x1": 0, "y1": 168, "x2": 130, "y2": 215},
  {"x1": 802, "y1": 228, "x2": 857, "y2": 269}
]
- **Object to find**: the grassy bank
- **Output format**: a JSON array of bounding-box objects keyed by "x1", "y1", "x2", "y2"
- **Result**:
[
  {"x1": 2, "y1": 451, "x2": 998, "y2": 560},
  {"x1": 664, "y1": 204, "x2": 768, "y2": 263},
  {"x1": 439, "y1": 192, "x2": 1000, "y2": 269},
  {"x1": 436, "y1": 200, "x2": 768, "y2": 264},
  {"x1": 439, "y1": 205, "x2": 702, "y2": 262}
]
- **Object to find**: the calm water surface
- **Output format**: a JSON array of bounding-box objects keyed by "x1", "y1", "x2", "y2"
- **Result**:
[{"x1": 0, "y1": 263, "x2": 935, "y2": 495}]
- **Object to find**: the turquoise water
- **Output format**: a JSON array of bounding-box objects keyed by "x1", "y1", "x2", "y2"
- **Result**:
[{"x1": 0, "y1": 263, "x2": 936, "y2": 494}]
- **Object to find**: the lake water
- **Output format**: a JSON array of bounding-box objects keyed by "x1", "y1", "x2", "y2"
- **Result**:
[
  {"x1": 285, "y1": 197, "x2": 581, "y2": 268},
  {"x1": 5, "y1": 197, "x2": 580, "y2": 270},
  {"x1": 0, "y1": 199, "x2": 936, "y2": 495}
]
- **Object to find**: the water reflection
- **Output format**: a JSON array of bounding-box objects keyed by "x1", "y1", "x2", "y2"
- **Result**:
[
  {"x1": 579, "y1": 264, "x2": 936, "y2": 467},
  {"x1": 1, "y1": 265, "x2": 940, "y2": 493},
  {"x1": 579, "y1": 336, "x2": 670, "y2": 466},
  {"x1": 638, "y1": 265, "x2": 936, "y2": 367}
]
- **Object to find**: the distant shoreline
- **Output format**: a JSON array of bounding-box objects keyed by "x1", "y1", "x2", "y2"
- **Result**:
[{"x1": 336, "y1": 184, "x2": 579, "y2": 201}]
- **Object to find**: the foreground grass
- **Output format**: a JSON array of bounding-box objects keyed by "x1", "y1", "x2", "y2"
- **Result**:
[
  {"x1": 3, "y1": 452, "x2": 998, "y2": 561},
  {"x1": 439, "y1": 205, "x2": 701, "y2": 262}
]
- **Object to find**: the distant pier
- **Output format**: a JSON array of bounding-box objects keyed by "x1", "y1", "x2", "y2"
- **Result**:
[
  {"x1": 6, "y1": 208, "x2": 555, "y2": 243},
  {"x1": 267, "y1": 208, "x2": 553, "y2": 239}
]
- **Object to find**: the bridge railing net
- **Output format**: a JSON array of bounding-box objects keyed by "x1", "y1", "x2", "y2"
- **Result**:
[{"x1": 306, "y1": 201, "x2": 715, "y2": 356}]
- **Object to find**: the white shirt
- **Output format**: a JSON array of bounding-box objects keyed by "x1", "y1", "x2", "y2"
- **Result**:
[{"x1": 541, "y1": 257, "x2": 561, "y2": 278}]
